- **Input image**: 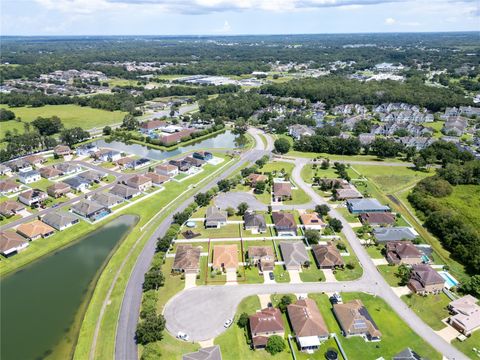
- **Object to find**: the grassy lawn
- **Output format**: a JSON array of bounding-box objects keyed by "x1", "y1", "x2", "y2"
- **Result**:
[
  {"x1": 261, "y1": 161, "x2": 294, "y2": 175},
  {"x1": 299, "y1": 251, "x2": 325, "y2": 282},
  {"x1": 309, "y1": 293, "x2": 440, "y2": 360},
  {"x1": 197, "y1": 223, "x2": 242, "y2": 239},
  {"x1": 156, "y1": 257, "x2": 185, "y2": 312},
  {"x1": 287, "y1": 151, "x2": 410, "y2": 163},
  {"x1": 437, "y1": 184, "x2": 480, "y2": 231},
  {"x1": 365, "y1": 244, "x2": 384, "y2": 259},
  {"x1": 401, "y1": 293, "x2": 451, "y2": 331},
  {"x1": 273, "y1": 265, "x2": 291, "y2": 283},
  {"x1": 29, "y1": 178, "x2": 54, "y2": 192},
  {"x1": 301, "y1": 164, "x2": 354, "y2": 184},
  {"x1": 283, "y1": 188, "x2": 311, "y2": 205},
  {"x1": 245, "y1": 266, "x2": 265, "y2": 284},
  {"x1": 0, "y1": 214, "x2": 21, "y2": 227},
  {"x1": 139, "y1": 332, "x2": 199, "y2": 360},
  {"x1": 172, "y1": 241, "x2": 208, "y2": 252},
  {"x1": 377, "y1": 265, "x2": 402, "y2": 287},
  {"x1": 0, "y1": 104, "x2": 127, "y2": 138},
  {"x1": 452, "y1": 330, "x2": 480, "y2": 359},
  {"x1": 335, "y1": 206, "x2": 360, "y2": 223},
  {"x1": 333, "y1": 236, "x2": 363, "y2": 281}
]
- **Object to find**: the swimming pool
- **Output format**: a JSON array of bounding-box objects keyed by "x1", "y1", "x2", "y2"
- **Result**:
[
  {"x1": 438, "y1": 271, "x2": 459, "y2": 289},
  {"x1": 421, "y1": 255, "x2": 430, "y2": 263}
]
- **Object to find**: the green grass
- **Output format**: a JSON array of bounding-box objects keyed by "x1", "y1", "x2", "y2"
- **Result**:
[
  {"x1": 273, "y1": 265, "x2": 291, "y2": 283},
  {"x1": 299, "y1": 251, "x2": 325, "y2": 282},
  {"x1": 244, "y1": 266, "x2": 265, "y2": 284},
  {"x1": 452, "y1": 330, "x2": 480, "y2": 359},
  {"x1": 377, "y1": 265, "x2": 402, "y2": 287},
  {"x1": 185, "y1": 223, "x2": 242, "y2": 239},
  {"x1": 333, "y1": 237, "x2": 363, "y2": 281},
  {"x1": 261, "y1": 161, "x2": 294, "y2": 175},
  {"x1": 28, "y1": 178, "x2": 54, "y2": 192},
  {"x1": 156, "y1": 257, "x2": 186, "y2": 312},
  {"x1": 300, "y1": 164, "x2": 354, "y2": 184},
  {"x1": 437, "y1": 184, "x2": 480, "y2": 232},
  {"x1": 287, "y1": 151, "x2": 409, "y2": 163},
  {"x1": 401, "y1": 293, "x2": 451, "y2": 331},
  {"x1": 0, "y1": 104, "x2": 127, "y2": 138},
  {"x1": 365, "y1": 245, "x2": 384, "y2": 259}
]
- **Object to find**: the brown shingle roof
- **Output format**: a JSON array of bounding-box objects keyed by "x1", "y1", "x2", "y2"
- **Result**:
[
  {"x1": 144, "y1": 172, "x2": 169, "y2": 184},
  {"x1": 0, "y1": 200, "x2": 25, "y2": 216},
  {"x1": 39, "y1": 166, "x2": 63, "y2": 179},
  {"x1": 359, "y1": 212, "x2": 396, "y2": 225},
  {"x1": 410, "y1": 264, "x2": 445, "y2": 286},
  {"x1": 287, "y1": 298, "x2": 329, "y2": 338},
  {"x1": 249, "y1": 307, "x2": 284, "y2": 335},
  {"x1": 212, "y1": 244, "x2": 238, "y2": 269},
  {"x1": 17, "y1": 220, "x2": 55, "y2": 239},
  {"x1": 47, "y1": 182, "x2": 71, "y2": 196},
  {"x1": 0, "y1": 180, "x2": 19, "y2": 193},
  {"x1": 0, "y1": 231, "x2": 28, "y2": 253},
  {"x1": 385, "y1": 241, "x2": 422, "y2": 263},
  {"x1": 248, "y1": 246, "x2": 274, "y2": 259},
  {"x1": 272, "y1": 212, "x2": 296, "y2": 228},
  {"x1": 173, "y1": 245, "x2": 201, "y2": 272},
  {"x1": 333, "y1": 300, "x2": 381, "y2": 339},
  {"x1": 273, "y1": 182, "x2": 292, "y2": 197},
  {"x1": 312, "y1": 243, "x2": 345, "y2": 268},
  {"x1": 300, "y1": 213, "x2": 325, "y2": 226}
]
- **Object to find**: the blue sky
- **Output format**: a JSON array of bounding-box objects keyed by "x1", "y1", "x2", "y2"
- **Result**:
[{"x1": 1, "y1": 0, "x2": 479, "y2": 36}]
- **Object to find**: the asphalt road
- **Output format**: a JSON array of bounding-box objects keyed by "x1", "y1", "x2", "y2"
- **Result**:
[{"x1": 114, "y1": 128, "x2": 268, "y2": 360}]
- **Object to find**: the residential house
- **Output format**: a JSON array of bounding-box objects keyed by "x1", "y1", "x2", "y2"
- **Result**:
[
  {"x1": 333, "y1": 300, "x2": 381, "y2": 341},
  {"x1": 116, "y1": 157, "x2": 136, "y2": 169},
  {"x1": 184, "y1": 156, "x2": 205, "y2": 167},
  {"x1": 172, "y1": 244, "x2": 201, "y2": 274},
  {"x1": 374, "y1": 227, "x2": 418, "y2": 242},
  {"x1": 243, "y1": 212, "x2": 267, "y2": 234},
  {"x1": 0, "y1": 180, "x2": 21, "y2": 195},
  {"x1": 279, "y1": 241, "x2": 309, "y2": 271},
  {"x1": 247, "y1": 246, "x2": 275, "y2": 272},
  {"x1": 385, "y1": 241, "x2": 422, "y2": 265},
  {"x1": 144, "y1": 172, "x2": 169, "y2": 186},
  {"x1": 139, "y1": 119, "x2": 167, "y2": 133},
  {"x1": 169, "y1": 159, "x2": 191, "y2": 172},
  {"x1": 448, "y1": 295, "x2": 480, "y2": 336},
  {"x1": 182, "y1": 346, "x2": 222, "y2": 360},
  {"x1": 24, "y1": 155, "x2": 45, "y2": 167},
  {"x1": 408, "y1": 264, "x2": 445, "y2": 295},
  {"x1": 273, "y1": 182, "x2": 292, "y2": 202},
  {"x1": 289, "y1": 124, "x2": 315, "y2": 140},
  {"x1": 109, "y1": 184, "x2": 141, "y2": 200},
  {"x1": 359, "y1": 212, "x2": 396, "y2": 227},
  {"x1": 335, "y1": 184, "x2": 363, "y2": 200},
  {"x1": 287, "y1": 298, "x2": 329, "y2": 351},
  {"x1": 312, "y1": 243, "x2": 345, "y2": 269},
  {"x1": 42, "y1": 212, "x2": 79, "y2": 231},
  {"x1": 39, "y1": 166, "x2": 63, "y2": 180},
  {"x1": 0, "y1": 231, "x2": 29, "y2": 256},
  {"x1": 95, "y1": 149, "x2": 122, "y2": 162},
  {"x1": 155, "y1": 164, "x2": 178, "y2": 177},
  {"x1": 18, "y1": 170, "x2": 41, "y2": 184},
  {"x1": 124, "y1": 174, "x2": 152, "y2": 191},
  {"x1": 459, "y1": 106, "x2": 480, "y2": 118},
  {"x1": 17, "y1": 220, "x2": 55, "y2": 240},
  {"x1": 212, "y1": 244, "x2": 238, "y2": 271},
  {"x1": 78, "y1": 170, "x2": 106, "y2": 183},
  {"x1": 90, "y1": 192, "x2": 124, "y2": 208},
  {"x1": 6, "y1": 159, "x2": 32, "y2": 173},
  {"x1": 443, "y1": 116, "x2": 468, "y2": 137},
  {"x1": 358, "y1": 133, "x2": 376, "y2": 146},
  {"x1": 71, "y1": 200, "x2": 110, "y2": 221},
  {"x1": 246, "y1": 173, "x2": 268, "y2": 187},
  {"x1": 346, "y1": 198, "x2": 390, "y2": 214},
  {"x1": 159, "y1": 129, "x2": 197, "y2": 145},
  {"x1": 53, "y1": 145, "x2": 72, "y2": 157},
  {"x1": 205, "y1": 206, "x2": 227, "y2": 229},
  {"x1": 272, "y1": 212, "x2": 297, "y2": 236},
  {"x1": 18, "y1": 189, "x2": 48, "y2": 206},
  {"x1": 55, "y1": 163, "x2": 81, "y2": 175},
  {"x1": 47, "y1": 182, "x2": 71, "y2": 198},
  {"x1": 193, "y1": 151, "x2": 213, "y2": 161},
  {"x1": 393, "y1": 348, "x2": 423, "y2": 360},
  {"x1": 63, "y1": 176, "x2": 90, "y2": 192},
  {"x1": 76, "y1": 143, "x2": 98, "y2": 156},
  {"x1": 0, "y1": 164, "x2": 12, "y2": 176},
  {"x1": 0, "y1": 200, "x2": 25, "y2": 217},
  {"x1": 300, "y1": 213, "x2": 326, "y2": 231},
  {"x1": 249, "y1": 307, "x2": 285, "y2": 349}
]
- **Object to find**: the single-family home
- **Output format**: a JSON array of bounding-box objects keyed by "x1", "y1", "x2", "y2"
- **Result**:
[
  {"x1": 249, "y1": 307, "x2": 285, "y2": 349},
  {"x1": 448, "y1": 295, "x2": 480, "y2": 336},
  {"x1": 143, "y1": 172, "x2": 169, "y2": 185},
  {"x1": 393, "y1": 348, "x2": 423, "y2": 360},
  {"x1": 172, "y1": 244, "x2": 201, "y2": 274},
  {"x1": 0, "y1": 231, "x2": 29, "y2": 256},
  {"x1": 287, "y1": 298, "x2": 329, "y2": 351},
  {"x1": 385, "y1": 241, "x2": 422, "y2": 265},
  {"x1": 359, "y1": 212, "x2": 396, "y2": 226},
  {"x1": 212, "y1": 244, "x2": 238, "y2": 271},
  {"x1": 408, "y1": 264, "x2": 445, "y2": 295},
  {"x1": 18, "y1": 170, "x2": 41, "y2": 184},
  {"x1": 159, "y1": 129, "x2": 196, "y2": 145},
  {"x1": 6, "y1": 159, "x2": 32, "y2": 173},
  {"x1": 71, "y1": 200, "x2": 110, "y2": 222},
  {"x1": 116, "y1": 157, "x2": 136, "y2": 169},
  {"x1": 109, "y1": 184, "x2": 141, "y2": 200},
  {"x1": 24, "y1": 155, "x2": 45, "y2": 167},
  {"x1": 193, "y1": 151, "x2": 213, "y2": 161},
  {"x1": 18, "y1": 189, "x2": 48, "y2": 206},
  {"x1": 205, "y1": 206, "x2": 227, "y2": 229},
  {"x1": 358, "y1": 133, "x2": 376, "y2": 146},
  {"x1": 53, "y1": 145, "x2": 72, "y2": 157},
  {"x1": 272, "y1": 212, "x2": 297, "y2": 236},
  {"x1": 139, "y1": 119, "x2": 167, "y2": 133},
  {"x1": 47, "y1": 182, "x2": 71, "y2": 198},
  {"x1": 183, "y1": 346, "x2": 222, "y2": 360},
  {"x1": 289, "y1": 124, "x2": 315, "y2": 140},
  {"x1": 63, "y1": 176, "x2": 90, "y2": 192},
  {"x1": 76, "y1": 143, "x2": 98, "y2": 156},
  {"x1": 124, "y1": 174, "x2": 152, "y2": 191},
  {"x1": 90, "y1": 192, "x2": 124, "y2": 208},
  {"x1": 42, "y1": 212, "x2": 79, "y2": 231},
  {"x1": 184, "y1": 156, "x2": 205, "y2": 167},
  {"x1": 346, "y1": 198, "x2": 390, "y2": 214},
  {"x1": 78, "y1": 170, "x2": 106, "y2": 183},
  {"x1": 95, "y1": 149, "x2": 122, "y2": 162},
  {"x1": 17, "y1": 220, "x2": 55, "y2": 240},
  {"x1": 279, "y1": 241, "x2": 309, "y2": 271},
  {"x1": 0, "y1": 180, "x2": 21, "y2": 195},
  {"x1": 273, "y1": 182, "x2": 292, "y2": 202},
  {"x1": 300, "y1": 213, "x2": 326, "y2": 231},
  {"x1": 0, "y1": 200, "x2": 25, "y2": 217},
  {"x1": 155, "y1": 164, "x2": 178, "y2": 177},
  {"x1": 54, "y1": 163, "x2": 81, "y2": 175},
  {"x1": 312, "y1": 243, "x2": 345, "y2": 269},
  {"x1": 246, "y1": 173, "x2": 268, "y2": 187},
  {"x1": 39, "y1": 166, "x2": 63, "y2": 180},
  {"x1": 243, "y1": 212, "x2": 267, "y2": 234},
  {"x1": 0, "y1": 164, "x2": 12, "y2": 176},
  {"x1": 374, "y1": 227, "x2": 418, "y2": 242},
  {"x1": 169, "y1": 159, "x2": 191, "y2": 172},
  {"x1": 333, "y1": 300, "x2": 381, "y2": 341},
  {"x1": 247, "y1": 246, "x2": 275, "y2": 272},
  {"x1": 335, "y1": 184, "x2": 363, "y2": 200}
]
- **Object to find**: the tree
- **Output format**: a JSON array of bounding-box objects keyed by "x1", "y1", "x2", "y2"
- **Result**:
[
  {"x1": 277, "y1": 295, "x2": 292, "y2": 313},
  {"x1": 32, "y1": 116, "x2": 64, "y2": 135},
  {"x1": 143, "y1": 267, "x2": 165, "y2": 291},
  {"x1": 59, "y1": 127, "x2": 89, "y2": 147},
  {"x1": 304, "y1": 229, "x2": 320, "y2": 244},
  {"x1": 0, "y1": 108, "x2": 15, "y2": 121},
  {"x1": 194, "y1": 192, "x2": 211, "y2": 207},
  {"x1": 217, "y1": 179, "x2": 232, "y2": 192},
  {"x1": 122, "y1": 114, "x2": 139, "y2": 130},
  {"x1": 265, "y1": 335, "x2": 285, "y2": 355},
  {"x1": 237, "y1": 312, "x2": 249, "y2": 328},
  {"x1": 254, "y1": 181, "x2": 266, "y2": 194},
  {"x1": 103, "y1": 126, "x2": 112, "y2": 135},
  {"x1": 173, "y1": 211, "x2": 190, "y2": 225},
  {"x1": 274, "y1": 138, "x2": 291, "y2": 154},
  {"x1": 315, "y1": 204, "x2": 330, "y2": 217},
  {"x1": 370, "y1": 138, "x2": 404, "y2": 158},
  {"x1": 226, "y1": 207, "x2": 236, "y2": 217},
  {"x1": 396, "y1": 264, "x2": 412, "y2": 286},
  {"x1": 237, "y1": 202, "x2": 249, "y2": 216},
  {"x1": 141, "y1": 343, "x2": 162, "y2": 360},
  {"x1": 233, "y1": 118, "x2": 248, "y2": 135},
  {"x1": 460, "y1": 275, "x2": 480, "y2": 297},
  {"x1": 328, "y1": 218, "x2": 343, "y2": 232},
  {"x1": 135, "y1": 314, "x2": 166, "y2": 345}
]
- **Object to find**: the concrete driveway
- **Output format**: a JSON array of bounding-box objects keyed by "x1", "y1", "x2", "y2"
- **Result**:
[
  {"x1": 184, "y1": 273, "x2": 197, "y2": 289},
  {"x1": 288, "y1": 269, "x2": 302, "y2": 283},
  {"x1": 214, "y1": 192, "x2": 268, "y2": 211}
]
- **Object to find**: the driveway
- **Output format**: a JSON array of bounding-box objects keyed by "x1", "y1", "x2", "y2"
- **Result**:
[
  {"x1": 288, "y1": 269, "x2": 302, "y2": 283},
  {"x1": 323, "y1": 269, "x2": 337, "y2": 282},
  {"x1": 214, "y1": 192, "x2": 268, "y2": 212},
  {"x1": 184, "y1": 273, "x2": 197, "y2": 289}
]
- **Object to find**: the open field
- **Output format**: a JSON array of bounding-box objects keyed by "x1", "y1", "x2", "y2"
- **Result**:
[
  {"x1": 0, "y1": 104, "x2": 127, "y2": 138},
  {"x1": 401, "y1": 293, "x2": 451, "y2": 331},
  {"x1": 437, "y1": 184, "x2": 480, "y2": 232}
]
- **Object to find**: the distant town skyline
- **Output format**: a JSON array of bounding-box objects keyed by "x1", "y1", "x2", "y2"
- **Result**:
[{"x1": 1, "y1": 0, "x2": 479, "y2": 36}]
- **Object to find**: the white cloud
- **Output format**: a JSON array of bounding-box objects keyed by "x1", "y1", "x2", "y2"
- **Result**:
[{"x1": 385, "y1": 17, "x2": 396, "y2": 24}]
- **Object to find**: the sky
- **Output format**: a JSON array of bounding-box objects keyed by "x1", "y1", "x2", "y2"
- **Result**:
[{"x1": 1, "y1": 0, "x2": 479, "y2": 36}]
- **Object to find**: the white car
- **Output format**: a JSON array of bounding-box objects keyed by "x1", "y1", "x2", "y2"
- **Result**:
[
  {"x1": 177, "y1": 331, "x2": 189, "y2": 341},
  {"x1": 224, "y1": 319, "x2": 233, "y2": 328}
]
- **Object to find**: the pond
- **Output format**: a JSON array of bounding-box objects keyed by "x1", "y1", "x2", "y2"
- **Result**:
[
  {"x1": 94, "y1": 130, "x2": 244, "y2": 161},
  {"x1": 0, "y1": 215, "x2": 137, "y2": 360}
]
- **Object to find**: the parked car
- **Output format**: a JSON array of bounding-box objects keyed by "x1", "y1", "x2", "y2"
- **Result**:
[
  {"x1": 177, "y1": 331, "x2": 189, "y2": 341},
  {"x1": 224, "y1": 318, "x2": 233, "y2": 328},
  {"x1": 330, "y1": 292, "x2": 343, "y2": 304},
  {"x1": 269, "y1": 272, "x2": 275, "y2": 280}
]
